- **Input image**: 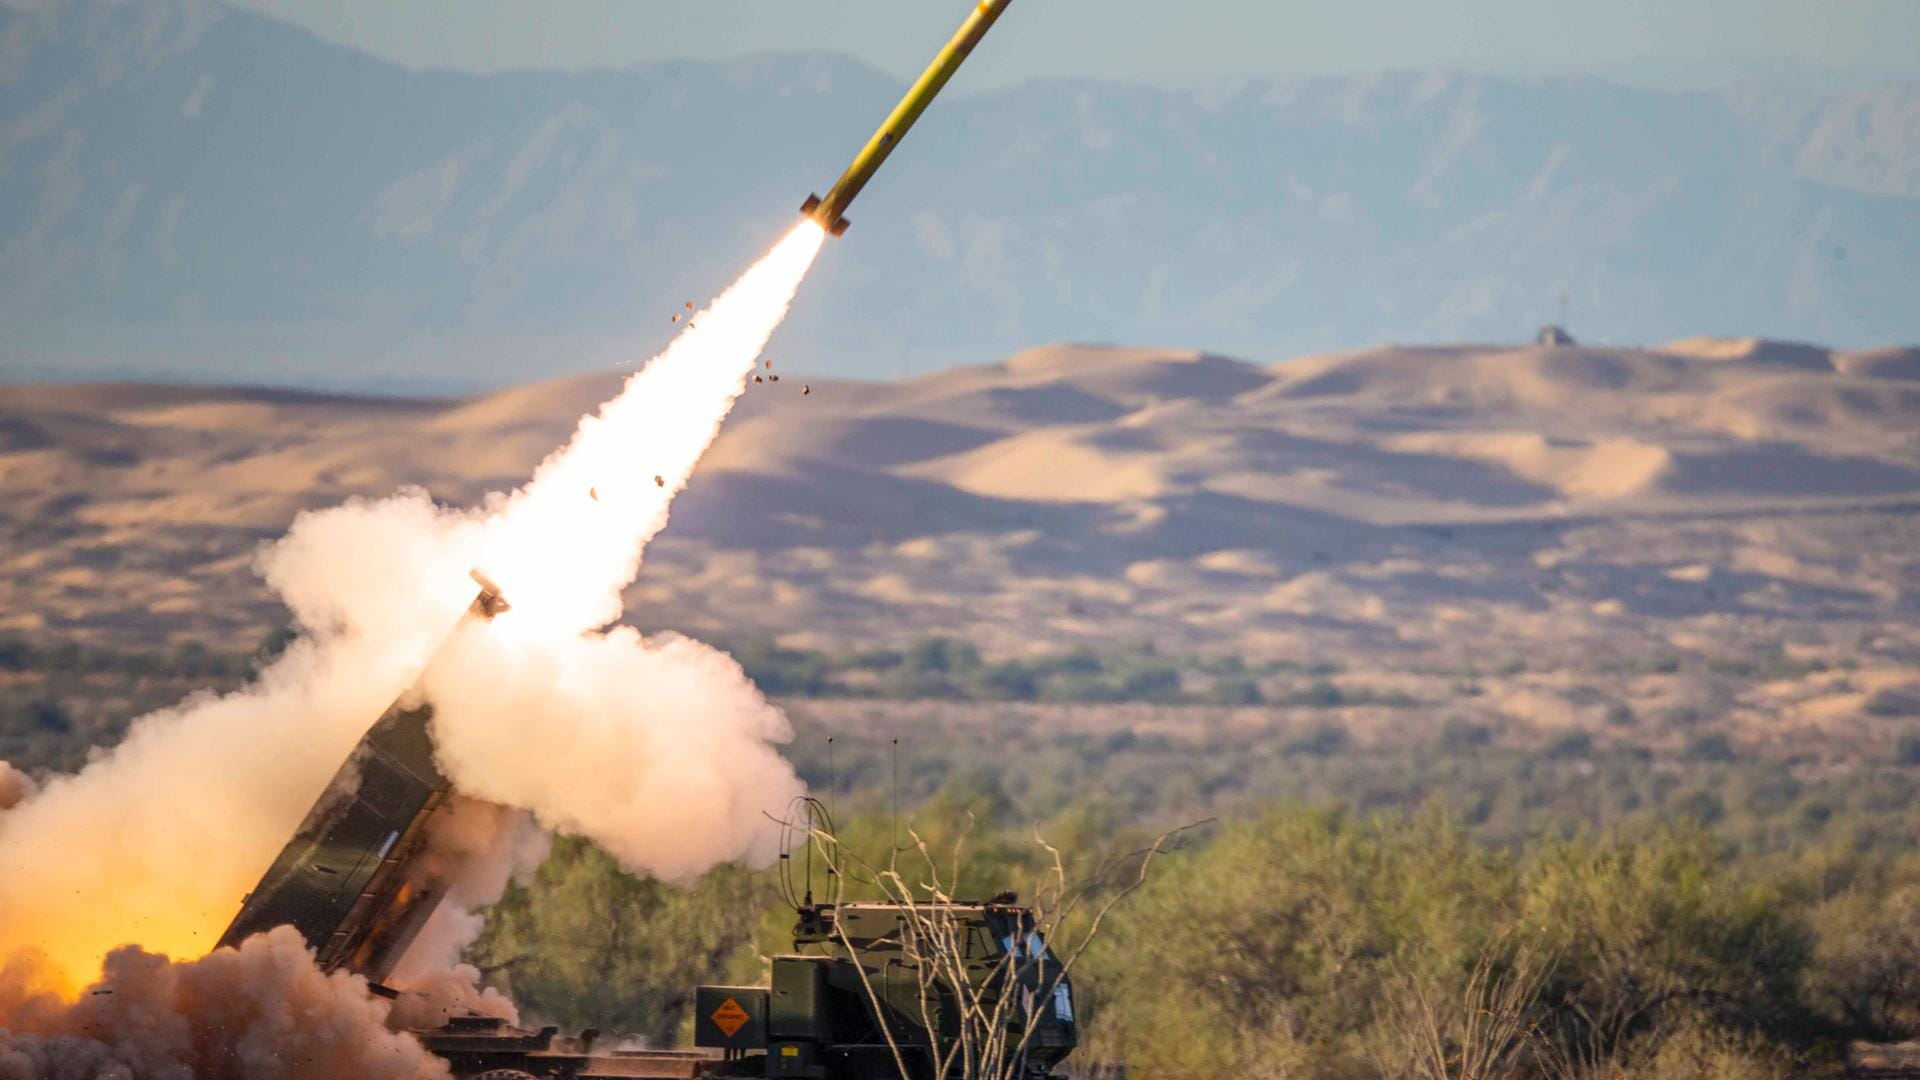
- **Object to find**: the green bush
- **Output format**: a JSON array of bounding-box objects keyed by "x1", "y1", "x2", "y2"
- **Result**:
[
  {"x1": 1808, "y1": 884, "x2": 1920, "y2": 1040},
  {"x1": 0, "y1": 637, "x2": 32, "y2": 669},
  {"x1": 1673, "y1": 787, "x2": 1728, "y2": 825},
  {"x1": 1515, "y1": 828, "x2": 1815, "y2": 1075},
  {"x1": 469, "y1": 837, "x2": 774, "y2": 1043},
  {"x1": 1084, "y1": 807, "x2": 1512, "y2": 1079},
  {"x1": 1866, "y1": 688, "x2": 1920, "y2": 718},
  {"x1": 733, "y1": 639, "x2": 839, "y2": 695},
  {"x1": 1033, "y1": 647, "x2": 1103, "y2": 677},
  {"x1": 903, "y1": 637, "x2": 981, "y2": 675},
  {"x1": 840, "y1": 647, "x2": 903, "y2": 671},
  {"x1": 1038, "y1": 675, "x2": 1123, "y2": 703},
  {"x1": 1689, "y1": 733, "x2": 1738, "y2": 763},
  {"x1": 1283, "y1": 722, "x2": 1349, "y2": 757},
  {"x1": 1897, "y1": 733, "x2": 1920, "y2": 766},
  {"x1": 26, "y1": 699, "x2": 70, "y2": 734},
  {"x1": 877, "y1": 667, "x2": 961, "y2": 700},
  {"x1": 1545, "y1": 731, "x2": 1594, "y2": 759},
  {"x1": 967, "y1": 660, "x2": 1039, "y2": 700},
  {"x1": 1438, "y1": 717, "x2": 1493, "y2": 752},
  {"x1": 1115, "y1": 661, "x2": 1182, "y2": 702},
  {"x1": 1207, "y1": 677, "x2": 1264, "y2": 706},
  {"x1": 1285, "y1": 679, "x2": 1345, "y2": 708}
]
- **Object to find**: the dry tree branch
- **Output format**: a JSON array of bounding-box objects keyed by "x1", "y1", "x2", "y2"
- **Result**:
[
  {"x1": 1372, "y1": 930, "x2": 1555, "y2": 1080},
  {"x1": 802, "y1": 815, "x2": 1203, "y2": 1080},
  {"x1": 812, "y1": 831, "x2": 918, "y2": 1080}
]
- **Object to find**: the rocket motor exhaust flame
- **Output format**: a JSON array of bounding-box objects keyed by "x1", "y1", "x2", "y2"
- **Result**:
[
  {"x1": 476, "y1": 220, "x2": 826, "y2": 637},
  {"x1": 0, "y1": 220, "x2": 825, "y2": 1007}
]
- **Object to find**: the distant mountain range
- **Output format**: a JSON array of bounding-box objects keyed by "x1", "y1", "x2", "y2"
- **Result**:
[{"x1": 3, "y1": 0, "x2": 1919, "y2": 390}]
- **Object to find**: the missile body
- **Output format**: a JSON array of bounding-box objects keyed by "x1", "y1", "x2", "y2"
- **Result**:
[{"x1": 802, "y1": 0, "x2": 1013, "y2": 236}]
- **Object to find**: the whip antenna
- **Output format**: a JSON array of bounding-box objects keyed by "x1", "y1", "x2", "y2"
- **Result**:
[{"x1": 779, "y1": 795, "x2": 833, "y2": 910}]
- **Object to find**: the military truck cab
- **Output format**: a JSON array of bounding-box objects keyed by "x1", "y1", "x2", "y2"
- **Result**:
[{"x1": 696, "y1": 901, "x2": 1076, "y2": 1080}]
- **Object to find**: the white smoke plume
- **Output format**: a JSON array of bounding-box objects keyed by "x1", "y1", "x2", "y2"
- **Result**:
[
  {"x1": 385, "y1": 796, "x2": 548, "y2": 1002},
  {"x1": 424, "y1": 627, "x2": 800, "y2": 879},
  {"x1": 385, "y1": 965, "x2": 519, "y2": 1033},
  {"x1": 0, "y1": 567, "x2": 474, "y2": 997},
  {"x1": 0, "y1": 220, "x2": 826, "y2": 1008}
]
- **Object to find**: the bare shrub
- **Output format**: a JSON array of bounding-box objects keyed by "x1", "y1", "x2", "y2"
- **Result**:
[
  {"x1": 810, "y1": 814, "x2": 1194, "y2": 1080},
  {"x1": 1370, "y1": 931, "x2": 1555, "y2": 1080}
]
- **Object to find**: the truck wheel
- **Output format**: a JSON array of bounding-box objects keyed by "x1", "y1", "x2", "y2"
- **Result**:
[{"x1": 472, "y1": 1072, "x2": 539, "y2": 1080}]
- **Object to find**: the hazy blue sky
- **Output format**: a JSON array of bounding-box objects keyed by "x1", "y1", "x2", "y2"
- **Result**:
[{"x1": 232, "y1": 0, "x2": 1920, "y2": 85}]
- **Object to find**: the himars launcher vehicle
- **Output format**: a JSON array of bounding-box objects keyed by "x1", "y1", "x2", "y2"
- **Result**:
[
  {"x1": 216, "y1": 574, "x2": 1078, "y2": 1080},
  {"x1": 217, "y1": 6, "x2": 1054, "y2": 1073}
]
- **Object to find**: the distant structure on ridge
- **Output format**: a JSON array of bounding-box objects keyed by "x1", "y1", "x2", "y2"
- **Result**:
[{"x1": 1538, "y1": 290, "x2": 1576, "y2": 345}]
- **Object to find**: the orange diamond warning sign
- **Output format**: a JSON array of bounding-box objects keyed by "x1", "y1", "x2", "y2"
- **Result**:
[{"x1": 711, "y1": 997, "x2": 750, "y2": 1038}]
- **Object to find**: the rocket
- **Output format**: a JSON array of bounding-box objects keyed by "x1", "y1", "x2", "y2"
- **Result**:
[{"x1": 801, "y1": 0, "x2": 1013, "y2": 237}]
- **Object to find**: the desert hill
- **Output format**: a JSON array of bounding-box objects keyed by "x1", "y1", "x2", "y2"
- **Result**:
[{"x1": 4, "y1": 338, "x2": 1918, "y2": 688}]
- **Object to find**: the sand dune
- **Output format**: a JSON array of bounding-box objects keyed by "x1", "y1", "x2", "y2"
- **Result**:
[
  {"x1": 1833, "y1": 346, "x2": 1920, "y2": 381},
  {"x1": 1664, "y1": 336, "x2": 1837, "y2": 372},
  {"x1": 909, "y1": 429, "x2": 1170, "y2": 502},
  {"x1": 2, "y1": 338, "x2": 1918, "y2": 706},
  {"x1": 1386, "y1": 432, "x2": 1672, "y2": 501}
]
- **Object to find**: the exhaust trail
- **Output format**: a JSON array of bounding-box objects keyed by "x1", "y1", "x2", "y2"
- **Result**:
[
  {"x1": 478, "y1": 220, "x2": 827, "y2": 636},
  {"x1": 0, "y1": 220, "x2": 825, "y2": 1004}
]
